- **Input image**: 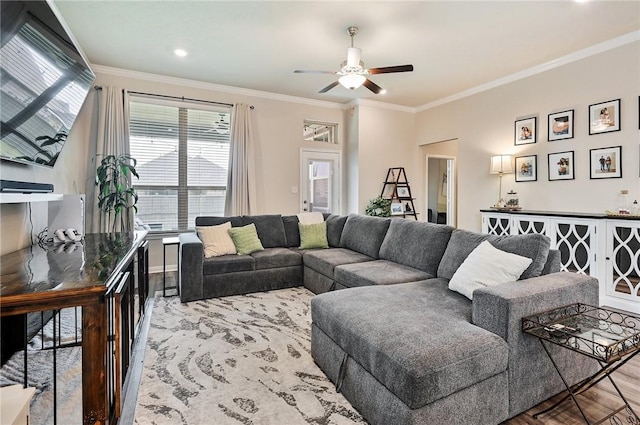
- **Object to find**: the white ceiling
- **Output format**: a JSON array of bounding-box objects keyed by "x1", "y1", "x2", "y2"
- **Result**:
[{"x1": 53, "y1": 1, "x2": 640, "y2": 108}]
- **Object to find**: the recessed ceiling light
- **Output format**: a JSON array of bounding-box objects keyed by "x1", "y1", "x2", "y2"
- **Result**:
[{"x1": 174, "y1": 49, "x2": 188, "y2": 57}]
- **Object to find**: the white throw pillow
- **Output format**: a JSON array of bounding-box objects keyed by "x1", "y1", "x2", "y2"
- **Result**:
[
  {"x1": 196, "y1": 222, "x2": 237, "y2": 258},
  {"x1": 448, "y1": 240, "x2": 532, "y2": 300}
]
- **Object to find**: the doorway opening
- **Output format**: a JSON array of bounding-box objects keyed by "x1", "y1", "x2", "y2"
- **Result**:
[{"x1": 426, "y1": 156, "x2": 456, "y2": 227}]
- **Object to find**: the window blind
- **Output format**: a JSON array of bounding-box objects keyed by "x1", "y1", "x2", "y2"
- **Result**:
[{"x1": 129, "y1": 96, "x2": 231, "y2": 231}]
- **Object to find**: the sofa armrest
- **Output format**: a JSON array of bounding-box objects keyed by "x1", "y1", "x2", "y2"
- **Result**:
[
  {"x1": 472, "y1": 271, "x2": 598, "y2": 342},
  {"x1": 179, "y1": 232, "x2": 204, "y2": 303},
  {"x1": 472, "y1": 271, "x2": 599, "y2": 416}
]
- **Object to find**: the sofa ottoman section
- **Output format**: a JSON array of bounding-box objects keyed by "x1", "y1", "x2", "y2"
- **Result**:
[{"x1": 334, "y1": 260, "x2": 431, "y2": 288}]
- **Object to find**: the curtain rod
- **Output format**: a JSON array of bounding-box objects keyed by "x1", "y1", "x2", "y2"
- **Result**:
[{"x1": 94, "y1": 86, "x2": 254, "y2": 109}]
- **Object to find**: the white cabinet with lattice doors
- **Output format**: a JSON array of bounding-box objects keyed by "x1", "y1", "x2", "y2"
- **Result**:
[
  {"x1": 606, "y1": 220, "x2": 640, "y2": 313},
  {"x1": 481, "y1": 210, "x2": 639, "y2": 314}
]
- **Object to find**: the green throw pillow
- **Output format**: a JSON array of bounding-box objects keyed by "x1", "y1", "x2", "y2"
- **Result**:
[
  {"x1": 298, "y1": 221, "x2": 329, "y2": 249},
  {"x1": 228, "y1": 223, "x2": 264, "y2": 255}
]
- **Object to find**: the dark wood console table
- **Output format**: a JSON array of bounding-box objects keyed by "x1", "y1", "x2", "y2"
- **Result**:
[{"x1": 0, "y1": 231, "x2": 148, "y2": 425}]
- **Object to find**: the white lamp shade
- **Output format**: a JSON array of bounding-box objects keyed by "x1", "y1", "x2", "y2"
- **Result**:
[
  {"x1": 490, "y1": 155, "x2": 514, "y2": 174},
  {"x1": 339, "y1": 74, "x2": 366, "y2": 90}
]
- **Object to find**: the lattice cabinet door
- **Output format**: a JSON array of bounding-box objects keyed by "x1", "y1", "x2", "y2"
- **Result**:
[
  {"x1": 552, "y1": 218, "x2": 599, "y2": 276},
  {"x1": 482, "y1": 212, "x2": 511, "y2": 236},
  {"x1": 511, "y1": 216, "x2": 551, "y2": 237},
  {"x1": 605, "y1": 220, "x2": 640, "y2": 311}
]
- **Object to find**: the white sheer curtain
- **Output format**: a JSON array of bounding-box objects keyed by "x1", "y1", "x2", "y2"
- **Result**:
[
  {"x1": 85, "y1": 86, "x2": 131, "y2": 233},
  {"x1": 225, "y1": 103, "x2": 256, "y2": 215}
]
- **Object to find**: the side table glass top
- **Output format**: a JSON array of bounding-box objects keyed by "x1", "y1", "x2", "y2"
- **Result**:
[{"x1": 522, "y1": 303, "x2": 640, "y2": 362}]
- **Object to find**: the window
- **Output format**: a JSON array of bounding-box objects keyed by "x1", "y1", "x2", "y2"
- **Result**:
[
  {"x1": 129, "y1": 96, "x2": 231, "y2": 231},
  {"x1": 303, "y1": 120, "x2": 337, "y2": 143}
]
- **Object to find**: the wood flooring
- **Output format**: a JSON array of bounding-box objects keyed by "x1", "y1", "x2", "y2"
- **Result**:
[{"x1": 119, "y1": 272, "x2": 640, "y2": 425}]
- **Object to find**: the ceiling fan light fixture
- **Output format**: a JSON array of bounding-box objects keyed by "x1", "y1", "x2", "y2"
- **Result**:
[{"x1": 339, "y1": 74, "x2": 366, "y2": 90}]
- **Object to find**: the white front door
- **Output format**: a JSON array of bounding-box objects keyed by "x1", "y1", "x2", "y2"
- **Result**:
[{"x1": 300, "y1": 149, "x2": 341, "y2": 214}]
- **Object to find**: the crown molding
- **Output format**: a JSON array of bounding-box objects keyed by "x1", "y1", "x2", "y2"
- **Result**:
[
  {"x1": 416, "y1": 30, "x2": 640, "y2": 112},
  {"x1": 90, "y1": 64, "x2": 346, "y2": 110},
  {"x1": 354, "y1": 98, "x2": 416, "y2": 113}
]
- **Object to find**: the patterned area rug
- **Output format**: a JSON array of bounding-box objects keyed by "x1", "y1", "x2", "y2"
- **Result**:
[
  {"x1": 0, "y1": 308, "x2": 83, "y2": 425},
  {"x1": 133, "y1": 287, "x2": 366, "y2": 425}
]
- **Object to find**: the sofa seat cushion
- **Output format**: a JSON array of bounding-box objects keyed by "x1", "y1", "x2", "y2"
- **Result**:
[
  {"x1": 311, "y1": 279, "x2": 509, "y2": 409},
  {"x1": 202, "y1": 254, "x2": 255, "y2": 276},
  {"x1": 251, "y1": 247, "x2": 302, "y2": 270},
  {"x1": 334, "y1": 260, "x2": 432, "y2": 288},
  {"x1": 303, "y1": 248, "x2": 374, "y2": 278}
]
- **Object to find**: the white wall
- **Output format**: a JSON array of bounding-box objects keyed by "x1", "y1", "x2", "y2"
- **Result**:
[
  {"x1": 354, "y1": 102, "x2": 416, "y2": 214},
  {"x1": 0, "y1": 67, "x2": 347, "y2": 265},
  {"x1": 415, "y1": 42, "x2": 640, "y2": 232}
]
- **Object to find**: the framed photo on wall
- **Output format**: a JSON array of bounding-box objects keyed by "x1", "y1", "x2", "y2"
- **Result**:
[
  {"x1": 515, "y1": 155, "x2": 537, "y2": 182},
  {"x1": 514, "y1": 117, "x2": 537, "y2": 145},
  {"x1": 548, "y1": 151, "x2": 574, "y2": 181},
  {"x1": 548, "y1": 110, "x2": 574, "y2": 141},
  {"x1": 589, "y1": 99, "x2": 620, "y2": 135},
  {"x1": 590, "y1": 146, "x2": 622, "y2": 179}
]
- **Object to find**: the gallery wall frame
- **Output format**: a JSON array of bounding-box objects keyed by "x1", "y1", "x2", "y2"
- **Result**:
[
  {"x1": 548, "y1": 110, "x2": 574, "y2": 141},
  {"x1": 548, "y1": 151, "x2": 575, "y2": 181},
  {"x1": 515, "y1": 155, "x2": 537, "y2": 182},
  {"x1": 515, "y1": 117, "x2": 537, "y2": 145},
  {"x1": 590, "y1": 146, "x2": 622, "y2": 179},
  {"x1": 589, "y1": 99, "x2": 620, "y2": 135}
]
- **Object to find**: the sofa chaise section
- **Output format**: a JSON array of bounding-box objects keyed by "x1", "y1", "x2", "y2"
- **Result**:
[{"x1": 312, "y1": 280, "x2": 511, "y2": 425}]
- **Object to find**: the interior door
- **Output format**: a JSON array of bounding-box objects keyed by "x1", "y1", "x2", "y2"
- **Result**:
[{"x1": 300, "y1": 150, "x2": 341, "y2": 214}]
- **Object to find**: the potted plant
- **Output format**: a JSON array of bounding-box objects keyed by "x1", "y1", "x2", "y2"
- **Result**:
[
  {"x1": 95, "y1": 154, "x2": 139, "y2": 233},
  {"x1": 365, "y1": 196, "x2": 391, "y2": 217}
]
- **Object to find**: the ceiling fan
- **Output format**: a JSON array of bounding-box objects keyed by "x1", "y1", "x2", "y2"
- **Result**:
[{"x1": 294, "y1": 26, "x2": 413, "y2": 94}]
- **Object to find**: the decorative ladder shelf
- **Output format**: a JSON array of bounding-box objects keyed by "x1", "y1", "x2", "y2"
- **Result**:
[{"x1": 380, "y1": 167, "x2": 418, "y2": 220}]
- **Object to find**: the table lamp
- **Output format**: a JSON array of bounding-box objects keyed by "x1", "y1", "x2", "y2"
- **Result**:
[{"x1": 490, "y1": 155, "x2": 514, "y2": 208}]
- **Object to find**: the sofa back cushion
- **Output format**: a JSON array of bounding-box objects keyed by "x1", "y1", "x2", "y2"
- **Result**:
[
  {"x1": 282, "y1": 215, "x2": 301, "y2": 247},
  {"x1": 195, "y1": 216, "x2": 243, "y2": 227},
  {"x1": 437, "y1": 229, "x2": 550, "y2": 280},
  {"x1": 241, "y1": 215, "x2": 287, "y2": 248},
  {"x1": 339, "y1": 214, "x2": 391, "y2": 258},
  {"x1": 379, "y1": 220, "x2": 454, "y2": 275},
  {"x1": 326, "y1": 214, "x2": 348, "y2": 247}
]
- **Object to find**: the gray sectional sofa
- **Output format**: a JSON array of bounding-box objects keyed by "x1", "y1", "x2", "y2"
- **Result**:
[{"x1": 179, "y1": 212, "x2": 599, "y2": 424}]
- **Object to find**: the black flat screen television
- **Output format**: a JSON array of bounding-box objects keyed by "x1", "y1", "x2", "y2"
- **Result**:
[{"x1": 1, "y1": 0, "x2": 95, "y2": 167}]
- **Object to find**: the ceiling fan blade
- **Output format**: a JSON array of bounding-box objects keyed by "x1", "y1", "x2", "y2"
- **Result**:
[
  {"x1": 363, "y1": 78, "x2": 384, "y2": 94},
  {"x1": 367, "y1": 64, "x2": 414, "y2": 75},
  {"x1": 319, "y1": 81, "x2": 340, "y2": 93},
  {"x1": 294, "y1": 70, "x2": 337, "y2": 74}
]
